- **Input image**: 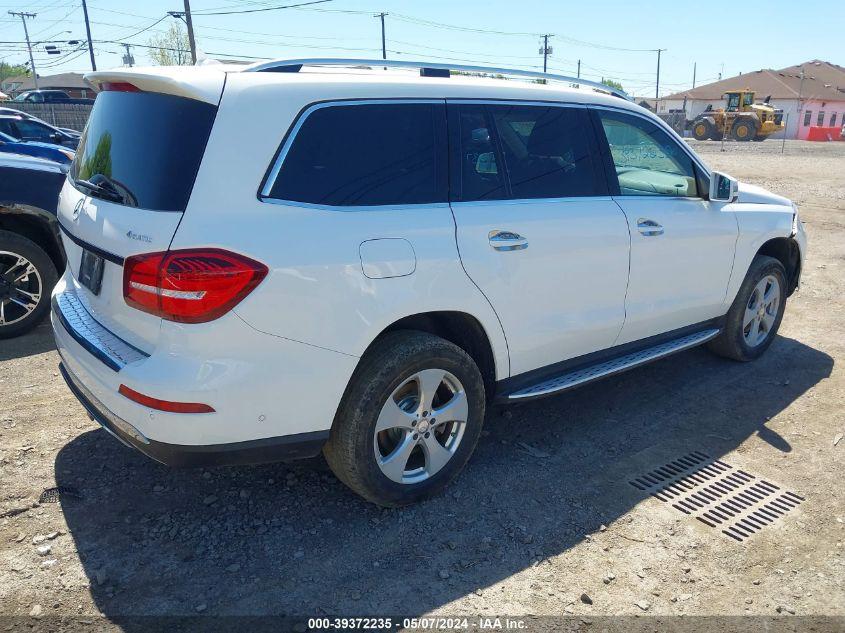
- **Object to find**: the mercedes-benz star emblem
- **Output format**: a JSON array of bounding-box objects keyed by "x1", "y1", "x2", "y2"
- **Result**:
[{"x1": 71, "y1": 199, "x2": 84, "y2": 221}]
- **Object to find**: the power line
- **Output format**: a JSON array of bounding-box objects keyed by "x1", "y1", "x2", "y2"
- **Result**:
[
  {"x1": 192, "y1": 0, "x2": 333, "y2": 17},
  {"x1": 112, "y1": 14, "x2": 168, "y2": 42}
]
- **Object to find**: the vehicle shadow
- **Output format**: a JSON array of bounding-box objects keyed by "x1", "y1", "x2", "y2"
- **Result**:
[
  {"x1": 0, "y1": 320, "x2": 56, "y2": 361},
  {"x1": 53, "y1": 335, "x2": 832, "y2": 622}
]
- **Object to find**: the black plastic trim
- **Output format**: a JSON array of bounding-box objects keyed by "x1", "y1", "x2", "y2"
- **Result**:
[
  {"x1": 57, "y1": 220, "x2": 124, "y2": 265},
  {"x1": 59, "y1": 362, "x2": 329, "y2": 468}
]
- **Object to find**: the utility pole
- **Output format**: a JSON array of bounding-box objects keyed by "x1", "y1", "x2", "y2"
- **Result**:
[
  {"x1": 183, "y1": 0, "x2": 197, "y2": 65},
  {"x1": 376, "y1": 12, "x2": 387, "y2": 60},
  {"x1": 9, "y1": 11, "x2": 38, "y2": 89},
  {"x1": 655, "y1": 48, "x2": 666, "y2": 101},
  {"x1": 81, "y1": 0, "x2": 96, "y2": 70},
  {"x1": 539, "y1": 34, "x2": 553, "y2": 73},
  {"x1": 692, "y1": 61, "x2": 696, "y2": 89}
]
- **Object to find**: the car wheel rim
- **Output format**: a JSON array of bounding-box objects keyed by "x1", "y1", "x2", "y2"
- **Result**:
[
  {"x1": 373, "y1": 368, "x2": 468, "y2": 485},
  {"x1": 743, "y1": 274, "x2": 780, "y2": 347},
  {"x1": 0, "y1": 251, "x2": 42, "y2": 327}
]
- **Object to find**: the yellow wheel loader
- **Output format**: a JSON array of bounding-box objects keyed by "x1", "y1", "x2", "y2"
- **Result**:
[{"x1": 691, "y1": 90, "x2": 785, "y2": 141}]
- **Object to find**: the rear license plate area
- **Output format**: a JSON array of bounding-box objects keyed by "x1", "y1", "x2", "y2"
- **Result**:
[{"x1": 78, "y1": 249, "x2": 105, "y2": 295}]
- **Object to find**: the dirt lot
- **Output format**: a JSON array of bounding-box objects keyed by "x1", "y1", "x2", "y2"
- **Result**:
[{"x1": 1, "y1": 139, "x2": 843, "y2": 630}]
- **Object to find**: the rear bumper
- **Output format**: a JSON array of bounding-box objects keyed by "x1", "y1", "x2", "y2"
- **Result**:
[
  {"x1": 51, "y1": 271, "x2": 357, "y2": 460},
  {"x1": 59, "y1": 361, "x2": 327, "y2": 467}
]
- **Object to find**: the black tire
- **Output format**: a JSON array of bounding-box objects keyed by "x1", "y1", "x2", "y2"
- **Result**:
[
  {"x1": 0, "y1": 230, "x2": 58, "y2": 339},
  {"x1": 692, "y1": 119, "x2": 713, "y2": 141},
  {"x1": 708, "y1": 255, "x2": 787, "y2": 362},
  {"x1": 324, "y1": 330, "x2": 486, "y2": 507},
  {"x1": 731, "y1": 118, "x2": 757, "y2": 142},
  {"x1": 752, "y1": 135, "x2": 766, "y2": 142}
]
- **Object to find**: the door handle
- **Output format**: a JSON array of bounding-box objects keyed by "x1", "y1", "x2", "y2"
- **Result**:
[
  {"x1": 637, "y1": 218, "x2": 664, "y2": 236},
  {"x1": 488, "y1": 230, "x2": 528, "y2": 251}
]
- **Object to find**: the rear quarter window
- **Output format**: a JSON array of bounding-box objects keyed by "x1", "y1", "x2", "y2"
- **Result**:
[{"x1": 265, "y1": 102, "x2": 447, "y2": 207}]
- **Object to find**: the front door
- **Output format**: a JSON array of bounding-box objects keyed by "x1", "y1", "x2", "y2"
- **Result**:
[
  {"x1": 592, "y1": 108, "x2": 738, "y2": 345},
  {"x1": 448, "y1": 102, "x2": 631, "y2": 376}
]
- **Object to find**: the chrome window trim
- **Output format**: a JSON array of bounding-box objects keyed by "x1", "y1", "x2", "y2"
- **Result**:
[
  {"x1": 260, "y1": 198, "x2": 452, "y2": 212},
  {"x1": 450, "y1": 196, "x2": 614, "y2": 208},
  {"x1": 259, "y1": 98, "x2": 446, "y2": 205},
  {"x1": 259, "y1": 97, "x2": 711, "y2": 208}
]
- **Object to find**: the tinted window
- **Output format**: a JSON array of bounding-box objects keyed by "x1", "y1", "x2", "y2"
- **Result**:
[
  {"x1": 831, "y1": 112, "x2": 837, "y2": 127},
  {"x1": 0, "y1": 120, "x2": 15, "y2": 137},
  {"x1": 14, "y1": 119, "x2": 53, "y2": 142},
  {"x1": 803, "y1": 110, "x2": 812, "y2": 126},
  {"x1": 268, "y1": 103, "x2": 445, "y2": 207},
  {"x1": 817, "y1": 111, "x2": 825, "y2": 126},
  {"x1": 69, "y1": 91, "x2": 217, "y2": 211},
  {"x1": 490, "y1": 105, "x2": 601, "y2": 199},
  {"x1": 453, "y1": 104, "x2": 602, "y2": 202},
  {"x1": 453, "y1": 105, "x2": 507, "y2": 201},
  {"x1": 596, "y1": 110, "x2": 698, "y2": 197}
]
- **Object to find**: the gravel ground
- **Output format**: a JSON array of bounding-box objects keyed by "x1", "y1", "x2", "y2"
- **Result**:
[{"x1": 1, "y1": 139, "x2": 843, "y2": 630}]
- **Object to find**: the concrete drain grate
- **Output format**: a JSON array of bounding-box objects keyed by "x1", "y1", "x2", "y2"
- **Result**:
[{"x1": 629, "y1": 451, "x2": 804, "y2": 542}]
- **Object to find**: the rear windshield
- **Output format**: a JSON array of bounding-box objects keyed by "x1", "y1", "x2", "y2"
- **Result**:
[{"x1": 69, "y1": 91, "x2": 216, "y2": 211}]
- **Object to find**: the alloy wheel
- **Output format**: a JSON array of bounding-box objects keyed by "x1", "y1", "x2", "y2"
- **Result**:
[
  {"x1": 0, "y1": 251, "x2": 42, "y2": 327},
  {"x1": 743, "y1": 274, "x2": 780, "y2": 347},
  {"x1": 373, "y1": 368, "x2": 468, "y2": 484}
]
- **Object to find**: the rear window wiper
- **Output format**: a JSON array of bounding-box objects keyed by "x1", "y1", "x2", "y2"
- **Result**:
[{"x1": 73, "y1": 178, "x2": 127, "y2": 204}]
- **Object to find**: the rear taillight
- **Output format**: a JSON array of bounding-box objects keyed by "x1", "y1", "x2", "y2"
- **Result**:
[{"x1": 123, "y1": 249, "x2": 268, "y2": 323}]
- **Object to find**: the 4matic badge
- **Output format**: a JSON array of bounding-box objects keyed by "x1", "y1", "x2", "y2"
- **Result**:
[{"x1": 126, "y1": 230, "x2": 153, "y2": 243}]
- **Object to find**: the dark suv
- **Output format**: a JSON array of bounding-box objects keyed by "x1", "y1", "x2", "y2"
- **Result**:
[
  {"x1": 13, "y1": 89, "x2": 95, "y2": 105},
  {"x1": 0, "y1": 153, "x2": 66, "y2": 338}
]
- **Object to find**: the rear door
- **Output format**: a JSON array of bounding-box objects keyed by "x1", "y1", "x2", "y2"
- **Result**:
[
  {"x1": 447, "y1": 102, "x2": 631, "y2": 376},
  {"x1": 57, "y1": 84, "x2": 220, "y2": 349}
]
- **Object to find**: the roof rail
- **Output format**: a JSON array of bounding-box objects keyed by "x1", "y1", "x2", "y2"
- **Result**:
[{"x1": 242, "y1": 58, "x2": 632, "y2": 101}]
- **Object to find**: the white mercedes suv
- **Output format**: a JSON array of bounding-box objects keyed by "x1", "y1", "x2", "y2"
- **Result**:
[{"x1": 52, "y1": 59, "x2": 806, "y2": 506}]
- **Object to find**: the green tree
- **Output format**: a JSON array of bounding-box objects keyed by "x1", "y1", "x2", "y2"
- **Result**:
[
  {"x1": 601, "y1": 77, "x2": 625, "y2": 93},
  {"x1": 79, "y1": 133, "x2": 113, "y2": 180},
  {"x1": 1, "y1": 62, "x2": 30, "y2": 84},
  {"x1": 147, "y1": 22, "x2": 191, "y2": 66}
]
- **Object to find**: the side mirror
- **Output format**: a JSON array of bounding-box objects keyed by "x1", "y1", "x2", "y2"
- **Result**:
[{"x1": 709, "y1": 171, "x2": 738, "y2": 202}]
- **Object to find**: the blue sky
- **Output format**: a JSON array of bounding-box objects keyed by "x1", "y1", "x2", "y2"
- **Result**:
[{"x1": 1, "y1": 0, "x2": 840, "y2": 97}]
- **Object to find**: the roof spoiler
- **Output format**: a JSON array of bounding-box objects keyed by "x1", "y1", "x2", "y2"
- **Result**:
[{"x1": 84, "y1": 67, "x2": 227, "y2": 105}]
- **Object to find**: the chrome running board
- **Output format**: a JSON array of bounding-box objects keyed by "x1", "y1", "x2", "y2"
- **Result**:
[{"x1": 508, "y1": 329, "x2": 721, "y2": 400}]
